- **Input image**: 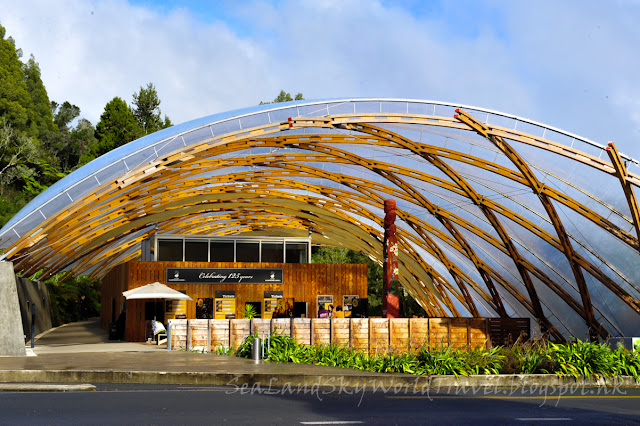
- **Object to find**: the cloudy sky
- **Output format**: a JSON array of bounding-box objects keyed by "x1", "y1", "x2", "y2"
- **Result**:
[{"x1": 2, "y1": 0, "x2": 639, "y2": 161}]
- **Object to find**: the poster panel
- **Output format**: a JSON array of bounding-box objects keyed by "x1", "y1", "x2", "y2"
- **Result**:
[
  {"x1": 215, "y1": 290, "x2": 236, "y2": 319},
  {"x1": 316, "y1": 295, "x2": 333, "y2": 318},
  {"x1": 342, "y1": 295, "x2": 359, "y2": 318}
]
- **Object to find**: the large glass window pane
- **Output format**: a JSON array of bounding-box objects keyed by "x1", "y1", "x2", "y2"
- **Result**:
[
  {"x1": 261, "y1": 242, "x2": 284, "y2": 263},
  {"x1": 286, "y1": 242, "x2": 308, "y2": 264},
  {"x1": 185, "y1": 240, "x2": 208, "y2": 262},
  {"x1": 236, "y1": 242, "x2": 259, "y2": 262},
  {"x1": 210, "y1": 240, "x2": 234, "y2": 262},
  {"x1": 158, "y1": 239, "x2": 183, "y2": 261}
]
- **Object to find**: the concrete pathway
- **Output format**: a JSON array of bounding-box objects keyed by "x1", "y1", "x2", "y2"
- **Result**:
[{"x1": 0, "y1": 318, "x2": 638, "y2": 391}]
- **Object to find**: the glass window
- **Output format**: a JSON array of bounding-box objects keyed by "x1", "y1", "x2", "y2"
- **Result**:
[
  {"x1": 210, "y1": 240, "x2": 235, "y2": 262},
  {"x1": 158, "y1": 239, "x2": 183, "y2": 261},
  {"x1": 286, "y1": 242, "x2": 308, "y2": 264},
  {"x1": 185, "y1": 240, "x2": 208, "y2": 262},
  {"x1": 261, "y1": 242, "x2": 284, "y2": 263},
  {"x1": 236, "y1": 241, "x2": 260, "y2": 262}
]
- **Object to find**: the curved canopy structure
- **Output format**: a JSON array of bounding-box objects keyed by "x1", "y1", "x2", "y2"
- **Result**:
[{"x1": 2, "y1": 98, "x2": 640, "y2": 340}]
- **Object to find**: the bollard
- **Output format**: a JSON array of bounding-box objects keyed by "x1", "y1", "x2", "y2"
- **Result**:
[
  {"x1": 31, "y1": 304, "x2": 36, "y2": 348},
  {"x1": 252, "y1": 338, "x2": 261, "y2": 360},
  {"x1": 166, "y1": 320, "x2": 172, "y2": 351}
]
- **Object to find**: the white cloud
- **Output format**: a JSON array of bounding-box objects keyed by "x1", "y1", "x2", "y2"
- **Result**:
[{"x1": 1, "y1": 0, "x2": 639, "y2": 160}]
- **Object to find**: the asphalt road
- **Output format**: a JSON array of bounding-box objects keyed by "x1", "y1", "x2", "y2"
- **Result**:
[{"x1": 1, "y1": 384, "x2": 639, "y2": 425}]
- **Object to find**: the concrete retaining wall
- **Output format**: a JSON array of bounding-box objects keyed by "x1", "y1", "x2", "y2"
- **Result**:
[{"x1": 15, "y1": 276, "x2": 52, "y2": 342}]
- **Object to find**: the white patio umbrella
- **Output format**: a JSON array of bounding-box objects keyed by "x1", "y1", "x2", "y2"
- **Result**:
[{"x1": 123, "y1": 282, "x2": 192, "y2": 320}]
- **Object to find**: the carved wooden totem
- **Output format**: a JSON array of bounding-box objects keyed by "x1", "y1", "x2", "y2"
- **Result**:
[{"x1": 383, "y1": 199, "x2": 400, "y2": 318}]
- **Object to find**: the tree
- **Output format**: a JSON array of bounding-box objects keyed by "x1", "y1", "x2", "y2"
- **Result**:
[
  {"x1": 260, "y1": 90, "x2": 304, "y2": 105},
  {"x1": 42, "y1": 102, "x2": 97, "y2": 171},
  {"x1": 0, "y1": 118, "x2": 39, "y2": 193},
  {"x1": 23, "y1": 55, "x2": 55, "y2": 137},
  {"x1": 131, "y1": 83, "x2": 172, "y2": 135},
  {"x1": 311, "y1": 245, "x2": 427, "y2": 317},
  {"x1": 93, "y1": 97, "x2": 141, "y2": 157},
  {"x1": 0, "y1": 24, "x2": 32, "y2": 134},
  {"x1": 51, "y1": 101, "x2": 80, "y2": 133}
]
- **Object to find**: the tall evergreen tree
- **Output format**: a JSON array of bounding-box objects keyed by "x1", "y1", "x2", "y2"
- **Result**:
[
  {"x1": 23, "y1": 55, "x2": 55, "y2": 137},
  {"x1": 131, "y1": 83, "x2": 172, "y2": 135},
  {"x1": 93, "y1": 97, "x2": 141, "y2": 157},
  {"x1": 0, "y1": 24, "x2": 32, "y2": 134}
]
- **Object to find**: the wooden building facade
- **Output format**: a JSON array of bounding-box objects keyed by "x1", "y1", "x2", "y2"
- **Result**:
[{"x1": 101, "y1": 260, "x2": 367, "y2": 342}]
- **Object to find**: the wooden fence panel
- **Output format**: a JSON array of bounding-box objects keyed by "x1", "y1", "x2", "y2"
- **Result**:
[
  {"x1": 231, "y1": 319, "x2": 250, "y2": 348},
  {"x1": 210, "y1": 319, "x2": 231, "y2": 348},
  {"x1": 429, "y1": 318, "x2": 450, "y2": 349},
  {"x1": 292, "y1": 319, "x2": 311, "y2": 345},
  {"x1": 271, "y1": 319, "x2": 292, "y2": 337},
  {"x1": 409, "y1": 319, "x2": 429, "y2": 351},
  {"x1": 450, "y1": 318, "x2": 468, "y2": 349},
  {"x1": 331, "y1": 319, "x2": 350, "y2": 347},
  {"x1": 370, "y1": 318, "x2": 389, "y2": 354},
  {"x1": 469, "y1": 319, "x2": 489, "y2": 348},
  {"x1": 190, "y1": 319, "x2": 209, "y2": 351},
  {"x1": 351, "y1": 319, "x2": 369, "y2": 352},
  {"x1": 168, "y1": 317, "x2": 527, "y2": 353},
  {"x1": 170, "y1": 320, "x2": 187, "y2": 350},
  {"x1": 252, "y1": 319, "x2": 271, "y2": 339},
  {"x1": 313, "y1": 319, "x2": 331, "y2": 345},
  {"x1": 488, "y1": 318, "x2": 530, "y2": 347},
  {"x1": 390, "y1": 319, "x2": 409, "y2": 353}
]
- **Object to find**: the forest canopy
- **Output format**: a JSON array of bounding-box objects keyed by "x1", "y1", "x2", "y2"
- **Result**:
[{"x1": 0, "y1": 23, "x2": 171, "y2": 228}]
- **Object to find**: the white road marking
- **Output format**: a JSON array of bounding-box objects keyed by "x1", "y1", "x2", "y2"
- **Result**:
[
  {"x1": 300, "y1": 422, "x2": 364, "y2": 425},
  {"x1": 516, "y1": 418, "x2": 572, "y2": 421}
]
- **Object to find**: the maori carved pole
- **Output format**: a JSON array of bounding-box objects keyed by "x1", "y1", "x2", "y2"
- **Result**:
[{"x1": 383, "y1": 199, "x2": 400, "y2": 318}]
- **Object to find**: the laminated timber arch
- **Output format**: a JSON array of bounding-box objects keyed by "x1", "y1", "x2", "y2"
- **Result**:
[{"x1": 1, "y1": 98, "x2": 639, "y2": 341}]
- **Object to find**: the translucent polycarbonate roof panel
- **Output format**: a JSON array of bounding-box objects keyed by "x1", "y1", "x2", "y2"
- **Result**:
[{"x1": 2, "y1": 98, "x2": 639, "y2": 340}]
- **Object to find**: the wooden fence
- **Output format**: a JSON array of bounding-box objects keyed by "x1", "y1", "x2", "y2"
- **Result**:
[{"x1": 168, "y1": 317, "x2": 530, "y2": 353}]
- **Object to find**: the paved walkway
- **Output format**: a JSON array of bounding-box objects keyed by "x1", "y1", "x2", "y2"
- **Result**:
[
  {"x1": 0, "y1": 318, "x2": 415, "y2": 388},
  {"x1": 1, "y1": 319, "x2": 638, "y2": 390}
]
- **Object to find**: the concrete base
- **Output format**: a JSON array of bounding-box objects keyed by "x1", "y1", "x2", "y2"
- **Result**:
[{"x1": 0, "y1": 262, "x2": 26, "y2": 356}]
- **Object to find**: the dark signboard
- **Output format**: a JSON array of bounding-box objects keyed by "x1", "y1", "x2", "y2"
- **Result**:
[
  {"x1": 264, "y1": 290, "x2": 283, "y2": 299},
  {"x1": 167, "y1": 267, "x2": 283, "y2": 284},
  {"x1": 215, "y1": 290, "x2": 236, "y2": 298}
]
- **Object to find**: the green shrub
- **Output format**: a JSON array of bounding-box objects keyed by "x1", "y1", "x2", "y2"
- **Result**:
[{"x1": 228, "y1": 333, "x2": 640, "y2": 381}]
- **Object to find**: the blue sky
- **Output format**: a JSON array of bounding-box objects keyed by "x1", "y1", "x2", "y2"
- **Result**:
[{"x1": 1, "y1": 0, "x2": 639, "y2": 167}]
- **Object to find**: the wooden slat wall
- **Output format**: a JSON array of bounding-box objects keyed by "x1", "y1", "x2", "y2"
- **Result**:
[
  {"x1": 409, "y1": 318, "x2": 429, "y2": 351},
  {"x1": 332, "y1": 318, "x2": 350, "y2": 347},
  {"x1": 429, "y1": 318, "x2": 450, "y2": 349},
  {"x1": 390, "y1": 319, "x2": 409, "y2": 353},
  {"x1": 370, "y1": 318, "x2": 389, "y2": 354},
  {"x1": 172, "y1": 318, "x2": 512, "y2": 353},
  {"x1": 102, "y1": 260, "x2": 367, "y2": 341},
  {"x1": 292, "y1": 318, "x2": 311, "y2": 345},
  {"x1": 271, "y1": 319, "x2": 292, "y2": 337},
  {"x1": 351, "y1": 319, "x2": 368, "y2": 352},
  {"x1": 100, "y1": 263, "x2": 128, "y2": 331}
]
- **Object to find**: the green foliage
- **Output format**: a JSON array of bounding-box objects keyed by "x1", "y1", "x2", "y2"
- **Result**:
[
  {"x1": 0, "y1": 24, "x2": 33, "y2": 134},
  {"x1": 260, "y1": 90, "x2": 304, "y2": 105},
  {"x1": 243, "y1": 303, "x2": 257, "y2": 319},
  {"x1": 43, "y1": 273, "x2": 102, "y2": 327},
  {"x1": 0, "y1": 118, "x2": 41, "y2": 192},
  {"x1": 23, "y1": 55, "x2": 55, "y2": 137},
  {"x1": 93, "y1": 96, "x2": 141, "y2": 157},
  {"x1": 132, "y1": 83, "x2": 172, "y2": 135},
  {"x1": 229, "y1": 332, "x2": 640, "y2": 381},
  {"x1": 311, "y1": 246, "x2": 351, "y2": 264}
]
